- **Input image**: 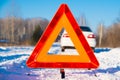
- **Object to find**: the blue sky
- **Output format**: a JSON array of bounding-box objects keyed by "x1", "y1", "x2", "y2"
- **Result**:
[{"x1": 0, "y1": 0, "x2": 120, "y2": 32}]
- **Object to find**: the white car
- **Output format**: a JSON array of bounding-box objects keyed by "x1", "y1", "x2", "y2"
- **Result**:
[{"x1": 60, "y1": 26, "x2": 96, "y2": 52}]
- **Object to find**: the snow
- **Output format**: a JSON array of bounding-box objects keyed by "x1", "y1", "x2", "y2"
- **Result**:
[
  {"x1": 0, "y1": 43, "x2": 120, "y2": 80},
  {"x1": 95, "y1": 48, "x2": 120, "y2": 69},
  {"x1": 0, "y1": 56, "x2": 28, "y2": 66}
]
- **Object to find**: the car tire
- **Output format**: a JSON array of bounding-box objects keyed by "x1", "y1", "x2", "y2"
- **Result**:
[
  {"x1": 91, "y1": 47, "x2": 95, "y2": 52},
  {"x1": 61, "y1": 47, "x2": 65, "y2": 52}
]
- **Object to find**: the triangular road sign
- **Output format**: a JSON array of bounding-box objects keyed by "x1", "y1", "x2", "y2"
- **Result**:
[{"x1": 26, "y1": 4, "x2": 99, "y2": 68}]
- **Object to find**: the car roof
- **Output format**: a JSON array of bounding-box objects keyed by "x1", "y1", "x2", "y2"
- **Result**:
[
  {"x1": 80, "y1": 26, "x2": 92, "y2": 32},
  {"x1": 62, "y1": 26, "x2": 92, "y2": 34}
]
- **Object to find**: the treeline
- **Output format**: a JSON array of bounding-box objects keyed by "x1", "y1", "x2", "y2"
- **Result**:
[
  {"x1": 0, "y1": 17, "x2": 49, "y2": 45},
  {"x1": 96, "y1": 22, "x2": 120, "y2": 47},
  {"x1": 1, "y1": 16, "x2": 120, "y2": 47}
]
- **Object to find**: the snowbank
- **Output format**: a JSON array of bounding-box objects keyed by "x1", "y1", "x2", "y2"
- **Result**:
[
  {"x1": 0, "y1": 45, "x2": 120, "y2": 80},
  {"x1": 95, "y1": 48, "x2": 120, "y2": 69}
]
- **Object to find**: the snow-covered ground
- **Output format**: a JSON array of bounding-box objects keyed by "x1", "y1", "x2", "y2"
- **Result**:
[{"x1": 0, "y1": 43, "x2": 120, "y2": 80}]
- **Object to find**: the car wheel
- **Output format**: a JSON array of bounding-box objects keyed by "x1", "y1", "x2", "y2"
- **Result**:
[
  {"x1": 91, "y1": 47, "x2": 95, "y2": 52},
  {"x1": 61, "y1": 47, "x2": 65, "y2": 52}
]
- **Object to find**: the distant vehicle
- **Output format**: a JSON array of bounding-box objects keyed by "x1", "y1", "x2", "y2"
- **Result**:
[{"x1": 60, "y1": 26, "x2": 96, "y2": 52}]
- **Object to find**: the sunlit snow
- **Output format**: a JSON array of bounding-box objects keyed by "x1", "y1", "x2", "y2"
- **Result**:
[{"x1": 0, "y1": 43, "x2": 120, "y2": 80}]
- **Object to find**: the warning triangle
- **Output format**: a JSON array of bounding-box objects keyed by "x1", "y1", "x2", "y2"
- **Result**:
[{"x1": 26, "y1": 4, "x2": 99, "y2": 68}]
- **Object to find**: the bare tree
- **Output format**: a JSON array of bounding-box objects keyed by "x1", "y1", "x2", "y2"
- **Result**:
[
  {"x1": 96, "y1": 24, "x2": 107, "y2": 47},
  {"x1": 78, "y1": 15, "x2": 87, "y2": 26},
  {"x1": 3, "y1": 0, "x2": 21, "y2": 43},
  {"x1": 98, "y1": 23, "x2": 103, "y2": 47}
]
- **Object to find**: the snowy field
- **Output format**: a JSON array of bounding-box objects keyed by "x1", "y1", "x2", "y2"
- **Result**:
[{"x1": 0, "y1": 43, "x2": 120, "y2": 80}]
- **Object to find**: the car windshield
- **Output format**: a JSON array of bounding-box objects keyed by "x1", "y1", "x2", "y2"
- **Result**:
[{"x1": 80, "y1": 26, "x2": 92, "y2": 32}]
